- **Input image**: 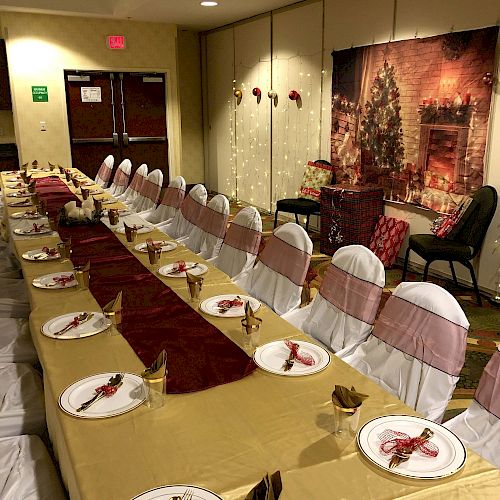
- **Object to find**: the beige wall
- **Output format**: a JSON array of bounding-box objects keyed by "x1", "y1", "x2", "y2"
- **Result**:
[
  {"x1": 0, "y1": 11, "x2": 184, "y2": 179},
  {"x1": 0, "y1": 109, "x2": 15, "y2": 143},
  {"x1": 177, "y1": 29, "x2": 204, "y2": 184},
  {"x1": 203, "y1": 0, "x2": 500, "y2": 293}
]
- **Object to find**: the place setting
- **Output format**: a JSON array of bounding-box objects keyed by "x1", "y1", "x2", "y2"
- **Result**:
[
  {"x1": 199, "y1": 294, "x2": 260, "y2": 317},
  {"x1": 115, "y1": 222, "x2": 154, "y2": 235},
  {"x1": 253, "y1": 338, "x2": 331, "y2": 376},
  {"x1": 7, "y1": 198, "x2": 32, "y2": 208},
  {"x1": 159, "y1": 259, "x2": 208, "y2": 278},
  {"x1": 132, "y1": 485, "x2": 223, "y2": 500},
  {"x1": 6, "y1": 182, "x2": 28, "y2": 189},
  {"x1": 135, "y1": 239, "x2": 177, "y2": 253},
  {"x1": 356, "y1": 414, "x2": 467, "y2": 479},
  {"x1": 41, "y1": 311, "x2": 112, "y2": 339},
  {"x1": 22, "y1": 245, "x2": 60, "y2": 261},
  {"x1": 6, "y1": 189, "x2": 30, "y2": 198},
  {"x1": 32, "y1": 271, "x2": 77, "y2": 289},
  {"x1": 13, "y1": 223, "x2": 53, "y2": 236},
  {"x1": 10, "y1": 210, "x2": 44, "y2": 220}
]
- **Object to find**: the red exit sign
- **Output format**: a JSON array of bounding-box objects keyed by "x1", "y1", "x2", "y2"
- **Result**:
[{"x1": 107, "y1": 35, "x2": 126, "y2": 49}]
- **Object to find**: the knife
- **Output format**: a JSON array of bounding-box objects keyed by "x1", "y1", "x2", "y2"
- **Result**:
[{"x1": 76, "y1": 373, "x2": 124, "y2": 412}]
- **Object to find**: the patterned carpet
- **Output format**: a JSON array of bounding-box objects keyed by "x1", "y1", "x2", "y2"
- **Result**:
[{"x1": 231, "y1": 200, "x2": 500, "y2": 422}]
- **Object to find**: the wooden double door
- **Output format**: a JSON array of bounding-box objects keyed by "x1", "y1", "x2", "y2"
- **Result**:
[{"x1": 65, "y1": 71, "x2": 168, "y2": 183}]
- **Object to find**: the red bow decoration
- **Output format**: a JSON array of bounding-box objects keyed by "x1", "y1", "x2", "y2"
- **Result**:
[
  {"x1": 378, "y1": 429, "x2": 439, "y2": 458},
  {"x1": 175, "y1": 260, "x2": 187, "y2": 272},
  {"x1": 42, "y1": 246, "x2": 58, "y2": 256},
  {"x1": 31, "y1": 223, "x2": 46, "y2": 233},
  {"x1": 95, "y1": 384, "x2": 119, "y2": 397},
  {"x1": 284, "y1": 339, "x2": 315, "y2": 366},
  {"x1": 217, "y1": 298, "x2": 244, "y2": 310},
  {"x1": 52, "y1": 274, "x2": 75, "y2": 287}
]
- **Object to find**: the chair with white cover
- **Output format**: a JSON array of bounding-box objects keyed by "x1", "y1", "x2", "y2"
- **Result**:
[
  {"x1": 282, "y1": 245, "x2": 385, "y2": 354},
  {"x1": 141, "y1": 176, "x2": 186, "y2": 224},
  {"x1": 115, "y1": 163, "x2": 148, "y2": 206},
  {"x1": 0, "y1": 318, "x2": 37, "y2": 364},
  {"x1": 159, "y1": 184, "x2": 207, "y2": 240},
  {"x1": 0, "y1": 279, "x2": 30, "y2": 318},
  {"x1": 105, "y1": 159, "x2": 131, "y2": 197},
  {"x1": 340, "y1": 282, "x2": 469, "y2": 422},
  {"x1": 207, "y1": 206, "x2": 262, "y2": 280},
  {"x1": 183, "y1": 194, "x2": 229, "y2": 257},
  {"x1": 234, "y1": 222, "x2": 312, "y2": 316},
  {"x1": 94, "y1": 155, "x2": 114, "y2": 188},
  {"x1": 0, "y1": 434, "x2": 66, "y2": 500},
  {"x1": 0, "y1": 362, "x2": 45, "y2": 437},
  {"x1": 130, "y1": 169, "x2": 163, "y2": 213},
  {"x1": 444, "y1": 347, "x2": 500, "y2": 467}
]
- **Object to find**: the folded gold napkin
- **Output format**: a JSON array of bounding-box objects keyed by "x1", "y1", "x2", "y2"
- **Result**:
[
  {"x1": 243, "y1": 300, "x2": 262, "y2": 334},
  {"x1": 103, "y1": 290, "x2": 123, "y2": 327},
  {"x1": 245, "y1": 471, "x2": 282, "y2": 500},
  {"x1": 141, "y1": 349, "x2": 168, "y2": 393},
  {"x1": 331, "y1": 385, "x2": 368, "y2": 410}
]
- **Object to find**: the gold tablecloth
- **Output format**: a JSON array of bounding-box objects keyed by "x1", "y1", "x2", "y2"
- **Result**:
[{"x1": 2, "y1": 170, "x2": 499, "y2": 499}]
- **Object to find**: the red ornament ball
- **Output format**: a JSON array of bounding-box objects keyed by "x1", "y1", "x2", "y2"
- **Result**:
[
  {"x1": 252, "y1": 88, "x2": 261, "y2": 97},
  {"x1": 288, "y1": 90, "x2": 300, "y2": 101}
]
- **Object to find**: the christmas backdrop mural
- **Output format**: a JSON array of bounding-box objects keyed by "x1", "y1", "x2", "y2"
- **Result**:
[{"x1": 331, "y1": 27, "x2": 498, "y2": 213}]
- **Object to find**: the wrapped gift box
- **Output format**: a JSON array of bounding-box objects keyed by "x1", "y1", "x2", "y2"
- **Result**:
[
  {"x1": 320, "y1": 184, "x2": 384, "y2": 255},
  {"x1": 369, "y1": 215, "x2": 410, "y2": 268}
]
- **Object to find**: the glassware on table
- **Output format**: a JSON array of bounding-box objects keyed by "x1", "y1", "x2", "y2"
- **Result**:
[
  {"x1": 147, "y1": 246, "x2": 162, "y2": 271},
  {"x1": 81, "y1": 187, "x2": 90, "y2": 200},
  {"x1": 73, "y1": 263, "x2": 90, "y2": 291},
  {"x1": 72, "y1": 177, "x2": 80, "y2": 189},
  {"x1": 241, "y1": 316, "x2": 262, "y2": 350},
  {"x1": 57, "y1": 239, "x2": 72, "y2": 263},
  {"x1": 65, "y1": 170, "x2": 72, "y2": 182},
  {"x1": 124, "y1": 224, "x2": 138, "y2": 246},
  {"x1": 141, "y1": 350, "x2": 167, "y2": 409},
  {"x1": 28, "y1": 181, "x2": 36, "y2": 194},
  {"x1": 108, "y1": 209, "x2": 119, "y2": 226},
  {"x1": 102, "y1": 291, "x2": 122, "y2": 336},
  {"x1": 332, "y1": 402, "x2": 360, "y2": 439},
  {"x1": 186, "y1": 271, "x2": 203, "y2": 303},
  {"x1": 30, "y1": 193, "x2": 39, "y2": 207},
  {"x1": 94, "y1": 198, "x2": 103, "y2": 212}
]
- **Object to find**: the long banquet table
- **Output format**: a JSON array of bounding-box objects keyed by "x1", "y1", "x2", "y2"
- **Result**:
[{"x1": 1, "y1": 169, "x2": 499, "y2": 499}]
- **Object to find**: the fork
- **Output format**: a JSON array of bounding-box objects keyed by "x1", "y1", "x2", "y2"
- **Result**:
[
  {"x1": 166, "y1": 263, "x2": 199, "y2": 275},
  {"x1": 53, "y1": 313, "x2": 94, "y2": 336},
  {"x1": 182, "y1": 489, "x2": 194, "y2": 500}
]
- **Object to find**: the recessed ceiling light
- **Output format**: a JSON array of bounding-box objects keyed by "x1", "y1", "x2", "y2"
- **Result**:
[{"x1": 200, "y1": 1, "x2": 218, "y2": 6}]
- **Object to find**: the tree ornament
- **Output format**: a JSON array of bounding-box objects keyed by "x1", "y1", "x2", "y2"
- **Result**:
[
  {"x1": 288, "y1": 90, "x2": 300, "y2": 101},
  {"x1": 268, "y1": 90, "x2": 277, "y2": 99},
  {"x1": 234, "y1": 89, "x2": 242, "y2": 98},
  {"x1": 252, "y1": 88, "x2": 261, "y2": 97}
]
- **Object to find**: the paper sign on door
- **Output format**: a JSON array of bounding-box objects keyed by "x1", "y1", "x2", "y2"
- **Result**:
[{"x1": 81, "y1": 87, "x2": 102, "y2": 103}]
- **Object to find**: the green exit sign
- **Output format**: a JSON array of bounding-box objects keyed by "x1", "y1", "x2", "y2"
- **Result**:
[{"x1": 32, "y1": 86, "x2": 48, "y2": 102}]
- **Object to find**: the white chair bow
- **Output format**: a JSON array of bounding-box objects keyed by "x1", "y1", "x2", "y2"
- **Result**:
[
  {"x1": 341, "y1": 282, "x2": 469, "y2": 422},
  {"x1": 183, "y1": 194, "x2": 229, "y2": 258},
  {"x1": 115, "y1": 163, "x2": 148, "y2": 205},
  {"x1": 106, "y1": 159, "x2": 131, "y2": 197},
  {"x1": 0, "y1": 435, "x2": 66, "y2": 499},
  {"x1": 159, "y1": 184, "x2": 207, "y2": 240},
  {"x1": 130, "y1": 169, "x2": 163, "y2": 213},
  {"x1": 444, "y1": 347, "x2": 500, "y2": 467},
  {"x1": 283, "y1": 245, "x2": 385, "y2": 354},
  {"x1": 141, "y1": 176, "x2": 186, "y2": 224},
  {"x1": 208, "y1": 206, "x2": 262, "y2": 280},
  {"x1": 234, "y1": 222, "x2": 312, "y2": 316},
  {"x1": 94, "y1": 155, "x2": 114, "y2": 188}
]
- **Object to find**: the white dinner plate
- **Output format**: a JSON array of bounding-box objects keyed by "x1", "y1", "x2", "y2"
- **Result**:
[
  {"x1": 10, "y1": 211, "x2": 43, "y2": 220},
  {"x1": 199, "y1": 294, "x2": 260, "y2": 318},
  {"x1": 59, "y1": 372, "x2": 146, "y2": 419},
  {"x1": 6, "y1": 182, "x2": 28, "y2": 189},
  {"x1": 14, "y1": 227, "x2": 53, "y2": 236},
  {"x1": 132, "y1": 485, "x2": 223, "y2": 500},
  {"x1": 103, "y1": 208, "x2": 130, "y2": 216},
  {"x1": 134, "y1": 240, "x2": 177, "y2": 253},
  {"x1": 115, "y1": 225, "x2": 153, "y2": 235},
  {"x1": 32, "y1": 272, "x2": 77, "y2": 289},
  {"x1": 7, "y1": 200, "x2": 32, "y2": 207},
  {"x1": 356, "y1": 415, "x2": 467, "y2": 479},
  {"x1": 23, "y1": 248, "x2": 60, "y2": 261},
  {"x1": 253, "y1": 340, "x2": 331, "y2": 377},
  {"x1": 5, "y1": 176, "x2": 22, "y2": 181},
  {"x1": 79, "y1": 180, "x2": 95, "y2": 186},
  {"x1": 159, "y1": 262, "x2": 208, "y2": 278},
  {"x1": 41, "y1": 311, "x2": 111, "y2": 339},
  {"x1": 6, "y1": 191, "x2": 30, "y2": 198}
]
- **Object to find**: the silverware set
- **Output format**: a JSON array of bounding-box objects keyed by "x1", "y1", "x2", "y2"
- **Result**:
[
  {"x1": 53, "y1": 312, "x2": 94, "y2": 336},
  {"x1": 169, "y1": 489, "x2": 194, "y2": 500},
  {"x1": 76, "y1": 373, "x2": 124, "y2": 412},
  {"x1": 166, "y1": 263, "x2": 199, "y2": 276},
  {"x1": 389, "y1": 428, "x2": 434, "y2": 469}
]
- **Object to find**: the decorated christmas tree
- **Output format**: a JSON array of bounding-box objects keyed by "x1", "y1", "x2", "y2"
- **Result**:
[{"x1": 361, "y1": 61, "x2": 405, "y2": 173}]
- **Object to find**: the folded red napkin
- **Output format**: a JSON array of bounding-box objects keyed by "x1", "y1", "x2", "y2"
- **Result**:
[
  {"x1": 42, "y1": 246, "x2": 58, "y2": 256},
  {"x1": 52, "y1": 274, "x2": 75, "y2": 286},
  {"x1": 284, "y1": 339, "x2": 315, "y2": 366}
]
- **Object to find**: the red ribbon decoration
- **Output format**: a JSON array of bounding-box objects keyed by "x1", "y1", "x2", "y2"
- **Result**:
[
  {"x1": 42, "y1": 246, "x2": 58, "y2": 256},
  {"x1": 216, "y1": 298, "x2": 244, "y2": 310},
  {"x1": 176, "y1": 260, "x2": 187, "y2": 273},
  {"x1": 378, "y1": 429, "x2": 439, "y2": 457},
  {"x1": 284, "y1": 339, "x2": 315, "y2": 366},
  {"x1": 52, "y1": 274, "x2": 75, "y2": 287},
  {"x1": 31, "y1": 223, "x2": 46, "y2": 233},
  {"x1": 95, "y1": 385, "x2": 119, "y2": 397}
]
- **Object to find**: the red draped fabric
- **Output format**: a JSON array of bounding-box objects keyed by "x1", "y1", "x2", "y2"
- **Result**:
[{"x1": 37, "y1": 178, "x2": 256, "y2": 393}]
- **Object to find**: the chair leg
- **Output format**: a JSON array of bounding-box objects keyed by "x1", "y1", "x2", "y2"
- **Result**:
[
  {"x1": 423, "y1": 262, "x2": 431, "y2": 281},
  {"x1": 402, "y1": 247, "x2": 411, "y2": 281},
  {"x1": 463, "y1": 261, "x2": 482, "y2": 306},
  {"x1": 274, "y1": 210, "x2": 279, "y2": 228},
  {"x1": 449, "y1": 261, "x2": 459, "y2": 286},
  {"x1": 294, "y1": 213, "x2": 299, "y2": 224},
  {"x1": 305, "y1": 214, "x2": 310, "y2": 232}
]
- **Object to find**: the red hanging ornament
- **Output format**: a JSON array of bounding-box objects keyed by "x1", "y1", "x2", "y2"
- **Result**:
[
  {"x1": 288, "y1": 90, "x2": 300, "y2": 101},
  {"x1": 252, "y1": 88, "x2": 261, "y2": 97}
]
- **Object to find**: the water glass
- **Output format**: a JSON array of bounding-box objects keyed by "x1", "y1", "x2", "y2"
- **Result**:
[
  {"x1": 332, "y1": 404, "x2": 360, "y2": 439},
  {"x1": 141, "y1": 373, "x2": 166, "y2": 409},
  {"x1": 108, "y1": 209, "x2": 119, "y2": 226},
  {"x1": 57, "y1": 240, "x2": 72, "y2": 263},
  {"x1": 73, "y1": 265, "x2": 90, "y2": 290}
]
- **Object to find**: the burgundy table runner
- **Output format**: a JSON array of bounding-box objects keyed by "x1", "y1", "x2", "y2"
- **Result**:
[{"x1": 36, "y1": 178, "x2": 256, "y2": 393}]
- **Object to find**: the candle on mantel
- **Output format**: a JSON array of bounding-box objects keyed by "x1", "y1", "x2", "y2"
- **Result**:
[{"x1": 463, "y1": 92, "x2": 471, "y2": 105}]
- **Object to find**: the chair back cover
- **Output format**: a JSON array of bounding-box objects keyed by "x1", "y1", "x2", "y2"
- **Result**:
[
  {"x1": 341, "y1": 282, "x2": 469, "y2": 422},
  {"x1": 131, "y1": 169, "x2": 163, "y2": 212},
  {"x1": 94, "y1": 155, "x2": 114, "y2": 187},
  {"x1": 145, "y1": 176, "x2": 186, "y2": 224},
  {"x1": 116, "y1": 163, "x2": 148, "y2": 204},
  {"x1": 210, "y1": 206, "x2": 262, "y2": 279},
  {"x1": 444, "y1": 348, "x2": 500, "y2": 467},
  {"x1": 284, "y1": 245, "x2": 384, "y2": 353},
  {"x1": 161, "y1": 184, "x2": 207, "y2": 239},
  {"x1": 107, "y1": 159, "x2": 131, "y2": 196},
  {"x1": 0, "y1": 318, "x2": 37, "y2": 364},
  {"x1": 235, "y1": 222, "x2": 312, "y2": 315}
]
